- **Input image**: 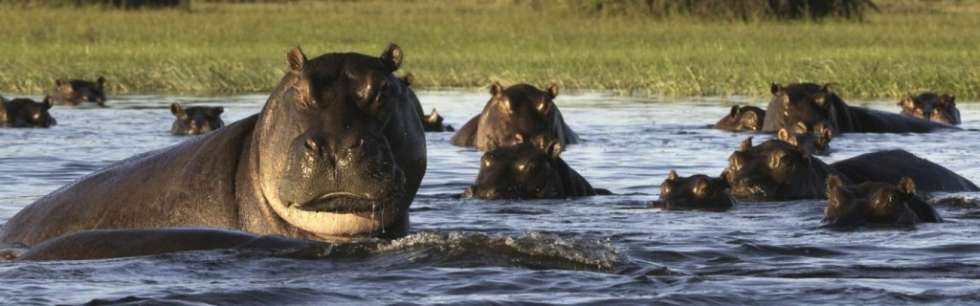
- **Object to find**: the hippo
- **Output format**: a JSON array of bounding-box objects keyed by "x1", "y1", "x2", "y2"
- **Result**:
[
  {"x1": 0, "y1": 97, "x2": 57, "y2": 128},
  {"x1": 651, "y1": 170, "x2": 732, "y2": 211},
  {"x1": 714, "y1": 105, "x2": 765, "y2": 132},
  {"x1": 170, "y1": 103, "x2": 225, "y2": 135},
  {"x1": 898, "y1": 93, "x2": 961, "y2": 125},
  {"x1": 723, "y1": 137, "x2": 978, "y2": 201},
  {"x1": 463, "y1": 142, "x2": 607, "y2": 199},
  {"x1": 451, "y1": 82, "x2": 579, "y2": 151},
  {"x1": 774, "y1": 121, "x2": 832, "y2": 156},
  {"x1": 763, "y1": 83, "x2": 954, "y2": 135},
  {"x1": 0, "y1": 44, "x2": 426, "y2": 247},
  {"x1": 47, "y1": 77, "x2": 107, "y2": 106},
  {"x1": 823, "y1": 176, "x2": 942, "y2": 228},
  {"x1": 398, "y1": 73, "x2": 455, "y2": 132}
]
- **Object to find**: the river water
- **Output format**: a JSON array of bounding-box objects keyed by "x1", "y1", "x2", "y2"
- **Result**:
[{"x1": 1, "y1": 91, "x2": 980, "y2": 305}]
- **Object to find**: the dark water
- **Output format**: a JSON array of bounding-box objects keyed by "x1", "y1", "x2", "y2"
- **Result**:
[{"x1": 2, "y1": 91, "x2": 980, "y2": 305}]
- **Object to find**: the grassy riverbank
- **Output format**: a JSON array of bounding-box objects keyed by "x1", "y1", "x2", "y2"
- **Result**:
[{"x1": 1, "y1": 0, "x2": 978, "y2": 99}]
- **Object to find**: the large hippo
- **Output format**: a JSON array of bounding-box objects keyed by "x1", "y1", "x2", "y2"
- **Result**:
[
  {"x1": 47, "y1": 77, "x2": 107, "y2": 106},
  {"x1": 463, "y1": 142, "x2": 606, "y2": 199},
  {"x1": 0, "y1": 44, "x2": 426, "y2": 246},
  {"x1": 0, "y1": 97, "x2": 57, "y2": 128},
  {"x1": 723, "y1": 137, "x2": 978, "y2": 201},
  {"x1": 451, "y1": 82, "x2": 579, "y2": 151},
  {"x1": 763, "y1": 83, "x2": 954, "y2": 135},
  {"x1": 714, "y1": 105, "x2": 765, "y2": 132},
  {"x1": 823, "y1": 175, "x2": 942, "y2": 228},
  {"x1": 898, "y1": 92, "x2": 961, "y2": 125},
  {"x1": 170, "y1": 102, "x2": 225, "y2": 135},
  {"x1": 651, "y1": 170, "x2": 732, "y2": 211}
]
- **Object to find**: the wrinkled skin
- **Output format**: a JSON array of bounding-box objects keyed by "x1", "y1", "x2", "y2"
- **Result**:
[
  {"x1": 46, "y1": 77, "x2": 107, "y2": 106},
  {"x1": 170, "y1": 103, "x2": 225, "y2": 135},
  {"x1": 451, "y1": 82, "x2": 579, "y2": 151},
  {"x1": 763, "y1": 83, "x2": 954, "y2": 135},
  {"x1": 0, "y1": 98, "x2": 57, "y2": 128},
  {"x1": 463, "y1": 142, "x2": 604, "y2": 199},
  {"x1": 898, "y1": 93, "x2": 961, "y2": 125},
  {"x1": 824, "y1": 176, "x2": 942, "y2": 228},
  {"x1": 399, "y1": 73, "x2": 454, "y2": 132},
  {"x1": 723, "y1": 137, "x2": 978, "y2": 201},
  {"x1": 0, "y1": 44, "x2": 427, "y2": 247},
  {"x1": 714, "y1": 105, "x2": 765, "y2": 132},
  {"x1": 652, "y1": 171, "x2": 733, "y2": 211},
  {"x1": 775, "y1": 122, "x2": 833, "y2": 156}
]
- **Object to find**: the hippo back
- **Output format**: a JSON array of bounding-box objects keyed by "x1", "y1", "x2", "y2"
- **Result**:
[
  {"x1": 843, "y1": 107, "x2": 955, "y2": 133},
  {"x1": 831, "y1": 150, "x2": 979, "y2": 192}
]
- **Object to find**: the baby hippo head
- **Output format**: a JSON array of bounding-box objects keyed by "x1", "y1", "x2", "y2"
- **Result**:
[
  {"x1": 824, "y1": 176, "x2": 941, "y2": 227},
  {"x1": 5, "y1": 98, "x2": 57, "y2": 128},
  {"x1": 170, "y1": 103, "x2": 225, "y2": 135},
  {"x1": 898, "y1": 93, "x2": 960, "y2": 125},
  {"x1": 423, "y1": 108, "x2": 454, "y2": 132},
  {"x1": 655, "y1": 170, "x2": 733, "y2": 211},
  {"x1": 775, "y1": 121, "x2": 833, "y2": 156},
  {"x1": 715, "y1": 105, "x2": 765, "y2": 132},
  {"x1": 464, "y1": 141, "x2": 568, "y2": 199}
]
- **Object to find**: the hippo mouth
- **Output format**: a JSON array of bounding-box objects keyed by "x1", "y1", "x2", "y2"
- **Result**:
[{"x1": 291, "y1": 192, "x2": 382, "y2": 213}]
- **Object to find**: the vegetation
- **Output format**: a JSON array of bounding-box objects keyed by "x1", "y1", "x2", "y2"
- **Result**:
[{"x1": 0, "y1": 0, "x2": 978, "y2": 99}]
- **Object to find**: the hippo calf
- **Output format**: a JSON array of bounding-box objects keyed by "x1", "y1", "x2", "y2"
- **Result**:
[
  {"x1": 723, "y1": 137, "x2": 978, "y2": 201},
  {"x1": 714, "y1": 105, "x2": 765, "y2": 132},
  {"x1": 47, "y1": 77, "x2": 107, "y2": 106},
  {"x1": 652, "y1": 170, "x2": 732, "y2": 211},
  {"x1": 463, "y1": 142, "x2": 607, "y2": 199},
  {"x1": 824, "y1": 176, "x2": 942, "y2": 228},
  {"x1": 763, "y1": 83, "x2": 954, "y2": 135},
  {"x1": 452, "y1": 82, "x2": 579, "y2": 151},
  {"x1": 0, "y1": 97, "x2": 57, "y2": 128},
  {"x1": 898, "y1": 93, "x2": 960, "y2": 125},
  {"x1": 170, "y1": 103, "x2": 225, "y2": 135},
  {"x1": 775, "y1": 122, "x2": 832, "y2": 156}
]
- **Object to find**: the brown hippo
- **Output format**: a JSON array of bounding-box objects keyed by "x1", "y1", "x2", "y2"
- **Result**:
[
  {"x1": 0, "y1": 44, "x2": 426, "y2": 247},
  {"x1": 451, "y1": 82, "x2": 579, "y2": 151},
  {"x1": 463, "y1": 142, "x2": 607, "y2": 199},
  {"x1": 898, "y1": 93, "x2": 961, "y2": 125},
  {"x1": 823, "y1": 176, "x2": 942, "y2": 228},
  {"x1": 723, "y1": 137, "x2": 978, "y2": 201},
  {"x1": 714, "y1": 105, "x2": 765, "y2": 132},
  {"x1": 651, "y1": 170, "x2": 732, "y2": 211},
  {"x1": 46, "y1": 77, "x2": 107, "y2": 106},
  {"x1": 774, "y1": 121, "x2": 832, "y2": 156},
  {"x1": 170, "y1": 102, "x2": 225, "y2": 135},
  {"x1": 0, "y1": 97, "x2": 57, "y2": 128},
  {"x1": 398, "y1": 73, "x2": 454, "y2": 132},
  {"x1": 763, "y1": 83, "x2": 954, "y2": 135}
]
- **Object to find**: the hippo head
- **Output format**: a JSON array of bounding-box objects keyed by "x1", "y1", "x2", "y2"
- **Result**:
[
  {"x1": 170, "y1": 103, "x2": 225, "y2": 135},
  {"x1": 824, "y1": 176, "x2": 926, "y2": 227},
  {"x1": 775, "y1": 121, "x2": 833, "y2": 156},
  {"x1": 7, "y1": 98, "x2": 56, "y2": 128},
  {"x1": 899, "y1": 93, "x2": 960, "y2": 125},
  {"x1": 463, "y1": 141, "x2": 568, "y2": 199},
  {"x1": 52, "y1": 77, "x2": 106, "y2": 105},
  {"x1": 476, "y1": 82, "x2": 562, "y2": 150},
  {"x1": 715, "y1": 105, "x2": 765, "y2": 132},
  {"x1": 423, "y1": 108, "x2": 449, "y2": 130},
  {"x1": 763, "y1": 83, "x2": 843, "y2": 135},
  {"x1": 656, "y1": 170, "x2": 733, "y2": 211},
  {"x1": 250, "y1": 44, "x2": 425, "y2": 239},
  {"x1": 723, "y1": 137, "x2": 836, "y2": 201}
]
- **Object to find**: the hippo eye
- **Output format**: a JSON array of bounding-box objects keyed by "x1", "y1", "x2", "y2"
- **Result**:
[
  {"x1": 482, "y1": 159, "x2": 492, "y2": 168},
  {"x1": 32, "y1": 113, "x2": 41, "y2": 121},
  {"x1": 769, "y1": 151, "x2": 787, "y2": 169},
  {"x1": 728, "y1": 155, "x2": 742, "y2": 171},
  {"x1": 516, "y1": 162, "x2": 527, "y2": 172},
  {"x1": 660, "y1": 184, "x2": 671, "y2": 195}
]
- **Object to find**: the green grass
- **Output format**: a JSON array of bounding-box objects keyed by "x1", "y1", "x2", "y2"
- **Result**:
[{"x1": 1, "y1": 0, "x2": 979, "y2": 99}]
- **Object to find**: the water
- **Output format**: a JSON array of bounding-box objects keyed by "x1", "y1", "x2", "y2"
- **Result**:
[{"x1": 2, "y1": 91, "x2": 980, "y2": 305}]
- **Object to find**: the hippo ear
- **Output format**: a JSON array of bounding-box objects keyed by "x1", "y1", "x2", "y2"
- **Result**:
[
  {"x1": 739, "y1": 137, "x2": 753, "y2": 151},
  {"x1": 401, "y1": 73, "x2": 415, "y2": 86},
  {"x1": 380, "y1": 43, "x2": 403, "y2": 72},
  {"x1": 770, "y1": 83, "x2": 782, "y2": 95},
  {"x1": 776, "y1": 128, "x2": 797, "y2": 145},
  {"x1": 898, "y1": 177, "x2": 917, "y2": 195},
  {"x1": 489, "y1": 81, "x2": 504, "y2": 97},
  {"x1": 545, "y1": 82, "x2": 559, "y2": 99},
  {"x1": 426, "y1": 109, "x2": 440, "y2": 123},
  {"x1": 287, "y1": 47, "x2": 306, "y2": 72},
  {"x1": 42, "y1": 97, "x2": 52, "y2": 110},
  {"x1": 546, "y1": 141, "x2": 563, "y2": 159},
  {"x1": 667, "y1": 170, "x2": 678, "y2": 181},
  {"x1": 729, "y1": 105, "x2": 739, "y2": 117},
  {"x1": 170, "y1": 103, "x2": 185, "y2": 117}
]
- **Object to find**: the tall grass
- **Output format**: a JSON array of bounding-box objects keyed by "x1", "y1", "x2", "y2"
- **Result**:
[{"x1": 0, "y1": 0, "x2": 978, "y2": 99}]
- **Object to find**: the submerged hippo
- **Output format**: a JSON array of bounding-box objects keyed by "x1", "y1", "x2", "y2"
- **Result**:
[
  {"x1": 451, "y1": 82, "x2": 579, "y2": 151},
  {"x1": 0, "y1": 44, "x2": 426, "y2": 247},
  {"x1": 714, "y1": 105, "x2": 765, "y2": 132},
  {"x1": 763, "y1": 83, "x2": 954, "y2": 135},
  {"x1": 651, "y1": 170, "x2": 732, "y2": 211},
  {"x1": 463, "y1": 142, "x2": 607, "y2": 199},
  {"x1": 170, "y1": 103, "x2": 225, "y2": 135},
  {"x1": 0, "y1": 98, "x2": 57, "y2": 128},
  {"x1": 823, "y1": 176, "x2": 942, "y2": 228},
  {"x1": 898, "y1": 93, "x2": 961, "y2": 125},
  {"x1": 399, "y1": 73, "x2": 454, "y2": 132},
  {"x1": 723, "y1": 137, "x2": 978, "y2": 201},
  {"x1": 775, "y1": 122, "x2": 832, "y2": 156},
  {"x1": 47, "y1": 77, "x2": 107, "y2": 106}
]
